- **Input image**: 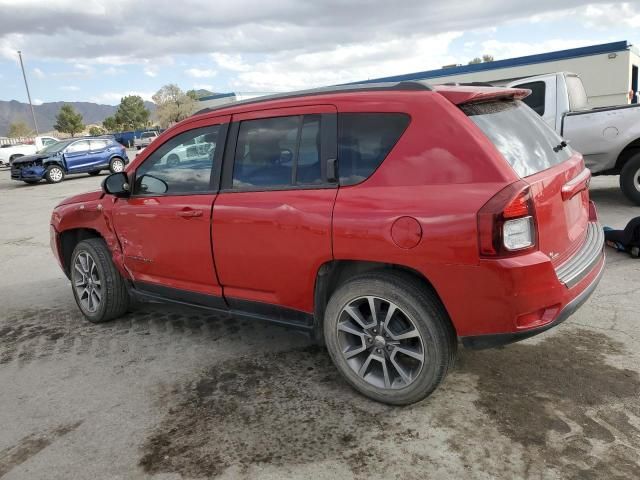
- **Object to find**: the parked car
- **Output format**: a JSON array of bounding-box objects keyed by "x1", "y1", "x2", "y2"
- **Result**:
[
  {"x1": 11, "y1": 137, "x2": 128, "y2": 184},
  {"x1": 0, "y1": 136, "x2": 59, "y2": 165},
  {"x1": 50, "y1": 81, "x2": 604, "y2": 405},
  {"x1": 134, "y1": 131, "x2": 159, "y2": 150},
  {"x1": 507, "y1": 72, "x2": 640, "y2": 204}
]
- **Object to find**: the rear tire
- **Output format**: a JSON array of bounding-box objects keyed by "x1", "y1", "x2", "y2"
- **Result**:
[
  {"x1": 323, "y1": 271, "x2": 456, "y2": 405},
  {"x1": 109, "y1": 157, "x2": 125, "y2": 174},
  {"x1": 70, "y1": 238, "x2": 129, "y2": 323},
  {"x1": 44, "y1": 165, "x2": 65, "y2": 183},
  {"x1": 620, "y1": 153, "x2": 640, "y2": 205}
]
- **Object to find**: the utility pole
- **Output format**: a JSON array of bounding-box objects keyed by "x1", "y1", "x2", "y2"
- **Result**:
[{"x1": 17, "y1": 51, "x2": 39, "y2": 136}]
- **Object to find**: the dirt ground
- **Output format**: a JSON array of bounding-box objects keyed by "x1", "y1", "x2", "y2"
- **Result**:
[{"x1": 0, "y1": 167, "x2": 638, "y2": 480}]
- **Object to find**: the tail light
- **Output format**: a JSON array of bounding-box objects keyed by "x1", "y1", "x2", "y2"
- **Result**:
[{"x1": 478, "y1": 180, "x2": 537, "y2": 257}]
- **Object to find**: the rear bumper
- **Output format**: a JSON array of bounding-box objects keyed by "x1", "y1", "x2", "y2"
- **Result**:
[{"x1": 460, "y1": 253, "x2": 604, "y2": 349}]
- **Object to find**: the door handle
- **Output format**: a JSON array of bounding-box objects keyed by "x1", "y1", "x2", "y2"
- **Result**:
[{"x1": 176, "y1": 209, "x2": 203, "y2": 218}]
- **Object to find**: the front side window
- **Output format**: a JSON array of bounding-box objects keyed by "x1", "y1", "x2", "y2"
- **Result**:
[
  {"x1": 338, "y1": 113, "x2": 410, "y2": 186},
  {"x1": 66, "y1": 140, "x2": 90, "y2": 153},
  {"x1": 232, "y1": 114, "x2": 322, "y2": 188},
  {"x1": 134, "y1": 126, "x2": 220, "y2": 195}
]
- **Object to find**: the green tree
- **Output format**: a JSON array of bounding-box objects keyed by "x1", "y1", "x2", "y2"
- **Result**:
[
  {"x1": 152, "y1": 84, "x2": 197, "y2": 128},
  {"x1": 468, "y1": 54, "x2": 494, "y2": 65},
  {"x1": 114, "y1": 95, "x2": 150, "y2": 130},
  {"x1": 7, "y1": 120, "x2": 33, "y2": 138},
  {"x1": 88, "y1": 126, "x2": 105, "y2": 136},
  {"x1": 102, "y1": 116, "x2": 120, "y2": 132},
  {"x1": 54, "y1": 104, "x2": 84, "y2": 137}
]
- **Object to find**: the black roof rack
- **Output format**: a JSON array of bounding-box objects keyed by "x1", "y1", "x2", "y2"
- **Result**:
[{"x1": 193, "y1": 80, "x2": 433, "y2": 116}]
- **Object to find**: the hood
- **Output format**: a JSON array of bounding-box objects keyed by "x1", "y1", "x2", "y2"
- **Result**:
[
  {"x1": 12, "y1": 152, "x2": 54, "y2": 164},
  {"x1": 57, "y1": 190, "x2": 104, "y2": 207}
]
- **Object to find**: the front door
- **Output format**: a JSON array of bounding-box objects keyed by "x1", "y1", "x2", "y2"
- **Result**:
[
  {"x1": 212, "y1": 105, "x2": 338, "y2": 318},
  {"x1": 64, "y1": 140, "x2": 93, "y2": 172},
  {"x1": 112, "y1": 118, "x2": 229, "y2": 304}
]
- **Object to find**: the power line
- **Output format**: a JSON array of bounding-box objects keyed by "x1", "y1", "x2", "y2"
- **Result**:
[{"x1": 17, "y1": 51, "x2": 39, "y2": 136}]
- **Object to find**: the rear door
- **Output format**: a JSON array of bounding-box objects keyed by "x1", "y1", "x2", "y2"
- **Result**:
[
  {"x1": 462, "y1": 100, "x2": 590, "y2": 265},
  {"x1": 112, "y1": 117, "x2": 229, "y2": 302},
  {"x1": 212, "y1": 105, "x2": 338, "y2": 317}
]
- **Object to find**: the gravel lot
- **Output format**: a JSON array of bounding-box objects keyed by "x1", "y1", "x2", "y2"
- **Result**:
[{"x1": 0, "y1": 162, "x2": 639, "y2": 480}]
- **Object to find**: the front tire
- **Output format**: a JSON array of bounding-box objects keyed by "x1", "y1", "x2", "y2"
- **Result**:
[
  {"x1": 323, "y1": 271, "x2": 456, "y2": 405},
  {"x1": 620, "y1": 153, "x2": 640, "y2": 205},
  {"x1": 70, "y1": 238, "x2": 129, "y2": 323},
  {"x1": 45, "y1": 165, "x2": 65, "y2": 183},
  {"x1": 109, "y1": 157, "x2": 125, "y2": 173}
]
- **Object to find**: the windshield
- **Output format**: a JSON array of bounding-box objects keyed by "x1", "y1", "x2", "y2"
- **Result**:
[
  {"x1": 566, "y1": 75, "x2": 589, "y2": 111},
  {"x1": 38, "y1": 140, "x2": 72, "y2": 154},
  {"x1": 462, "y1": 100, "x2": 573, "y2": 177}
]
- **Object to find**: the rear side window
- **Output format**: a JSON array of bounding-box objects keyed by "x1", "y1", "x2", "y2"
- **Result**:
[
  {"x1": 462, "y1": 101, "x2": 573, "y2": 178},
  {"x1": 517, "y1": 81, "x2": 546, "y2": 115},
  {"x1": 233, "y1": 114, "x2": 322, "y2": 188},
  {"x1": 338, "y1": 113, "x2": 410, "y2": 186}
]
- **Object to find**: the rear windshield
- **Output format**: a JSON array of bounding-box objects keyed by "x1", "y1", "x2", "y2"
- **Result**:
[
  {"x1": 141, "y1": 132, "x2": 156, "y2": 138},
  {"x1": 461, "y1": 100, "x2": 573, "y2": 177}
]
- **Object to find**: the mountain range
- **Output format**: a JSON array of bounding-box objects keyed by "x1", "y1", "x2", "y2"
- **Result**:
[{"x1": 0, "y1": 99, "x2": 156, "y2": 136}]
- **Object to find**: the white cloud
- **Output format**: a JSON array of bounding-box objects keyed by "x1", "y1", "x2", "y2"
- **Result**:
[
  {"x1": 90, "y1": 90, "x2": 155, "y2": 105},
  {"x1": 32, "y1": 67, "x2": 44, "y2": 78},
  {"x1": 185, "y1": 67, "x2": 217, "y2": 78},
  {"x1": 211, "y1": 53, "x2": 251, "y2": 72},
  {"x1": 582, "y1": 3, "x2": 640, "y2": 28},
  {"x1": 144, "y1": 66, "x2": 158, "y2": 77},
  {"x1": 230, "y1": 32, "x2": 461, "y2": 92},
  {"x1": 32, "y1": 98, "x2": 43, "y2": 105},
  {"x1": 60, "y1": 85, "x2": 80, "y2": 91},
  {"x1": 103, "y1": 66, "x2": 126, "y2": 75}
]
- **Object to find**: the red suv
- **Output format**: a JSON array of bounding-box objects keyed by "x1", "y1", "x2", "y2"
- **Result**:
[{"x1": 50, "y1": 81, "x2": 604, "y2": 404}]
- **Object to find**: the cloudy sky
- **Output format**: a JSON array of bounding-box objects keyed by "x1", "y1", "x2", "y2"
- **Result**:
[{"x1": 0, "y1": 0, "x2": 639, "y2": 105}]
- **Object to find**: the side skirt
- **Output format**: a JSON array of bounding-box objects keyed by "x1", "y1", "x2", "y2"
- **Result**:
[{"x1": 131, "y1": 281, "x2": 315, "y2": 333}]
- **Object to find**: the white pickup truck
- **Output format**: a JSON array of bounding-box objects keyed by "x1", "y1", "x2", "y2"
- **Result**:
[
  {"x1": 507, "y1": 72, "x2": 640, "y2": 204},
  {"x1": 0, "y1": 136, "x2": 59, "y2": 166},
  {"x1": 134, "y1": 131, "x2": 159, "y2": 150}
]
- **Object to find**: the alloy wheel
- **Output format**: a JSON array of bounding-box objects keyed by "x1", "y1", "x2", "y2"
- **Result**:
[
  {"x1": 336, "y1": 296, "x2": 425, "y2": 390},
  {"x1": 111, "y1": 159, "x2": 124, "y2": 172},
  {"x1": 49, "y1": 167, "x2": 63, "y2": 182},
  {"x1": 73, "y1": 251, "x2": 102, "y2": 313},
  {"x1": 634, "y1": 167, "x2": 640, "y2": 192}
]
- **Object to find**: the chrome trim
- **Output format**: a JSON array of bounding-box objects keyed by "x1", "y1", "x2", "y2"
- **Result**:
[{"x1": 555, "y1": 222, "x2": 604, "y2": 288}]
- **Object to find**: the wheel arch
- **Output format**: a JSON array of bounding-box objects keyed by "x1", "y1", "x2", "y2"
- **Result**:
[
  {"x1": 614, "y1": 137, "x2": 640, "y2": 171},
  {"x1": 59, "y1": 228, "x2": 103, "y2": 277},
  {"x1": 313, "y1": 260, "x2": 455, "y2": 344}
]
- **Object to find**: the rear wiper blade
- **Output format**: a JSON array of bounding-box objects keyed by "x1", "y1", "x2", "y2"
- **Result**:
[{"x1": 553, "y1": 140, "x2": 568, "y2": 153}]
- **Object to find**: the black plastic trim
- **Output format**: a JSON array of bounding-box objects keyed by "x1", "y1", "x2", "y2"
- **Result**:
[
  {"x1": 461, "y1": 256, "x2": 605, "y2": 349},
  {"x1": 131, "y1": 281, "x2": 314, "y2": 331}
]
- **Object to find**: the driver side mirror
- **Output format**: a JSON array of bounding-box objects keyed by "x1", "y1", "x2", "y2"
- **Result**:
[{"x1": 102, "y1": 172, "x2": 130, "y2": 197}]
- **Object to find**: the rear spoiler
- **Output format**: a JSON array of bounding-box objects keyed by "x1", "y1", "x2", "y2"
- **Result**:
[{"x1": 433, "y1": 85, "x2": 531, "y2": 105}]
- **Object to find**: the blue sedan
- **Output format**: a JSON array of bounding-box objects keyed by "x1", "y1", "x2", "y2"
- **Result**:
[{"x1": 11, "y1": 137, "x2": 129, "y2": 184}]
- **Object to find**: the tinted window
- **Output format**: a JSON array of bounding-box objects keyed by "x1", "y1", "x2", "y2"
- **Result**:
[
  {"x1": 338, "y1": 113, "x2": 410, "y2": 186},
  {"x1": 462, "y1": 100, "x2": 573, "y2": 177},
  {"x1": 233, "y1": 114, "x2": 322, "y2": 188},
  {"x1": 134, "y1": 126, "x2": 220, "y2": 195},
  {"x1": 42, "y1": 138, "x2": 57, "y2": 146},
  {"x1": 66, "y1": 140, "x2": 90, "y2": 153},
  {"x1": 517, "y1": 81, "x2": 546, "y2": 115},
  {"x1": 90, "y1": 139, "x2": 108, "y2": 150}
]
